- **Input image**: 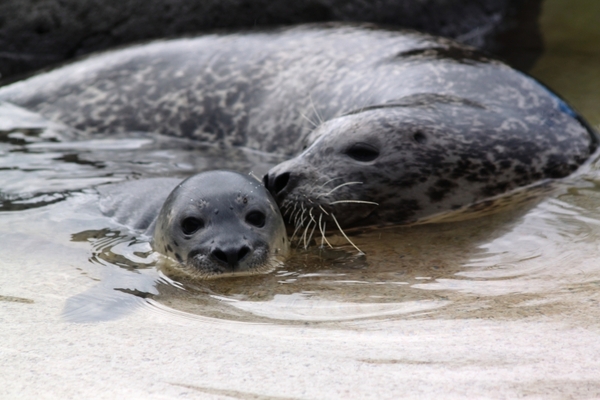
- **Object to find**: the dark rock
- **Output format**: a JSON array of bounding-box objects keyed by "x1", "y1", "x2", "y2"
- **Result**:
[{"x1": 0, "y1": 0, "x2": 543, "y2": 81}]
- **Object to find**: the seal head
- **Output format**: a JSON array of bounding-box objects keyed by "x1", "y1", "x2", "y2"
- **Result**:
[
  {"x1": 153, "y1": 171, "x2": 289, "y2": 278},
  {"x1": 265, "y1": 93, "x2": 595, "y2": 230}
]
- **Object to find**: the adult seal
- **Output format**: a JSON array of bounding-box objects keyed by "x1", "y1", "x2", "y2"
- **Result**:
[
  {"x1": 99, "y1": 171, "x2": 289, "y2": 278},
  {"x1": 0, "y1": 23, "x2": 596, "y2": 230}
]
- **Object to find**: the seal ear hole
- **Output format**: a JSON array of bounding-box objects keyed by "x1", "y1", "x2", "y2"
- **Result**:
[
  {"x1": 345, "y1": 142, "x2": 380, "y2": 162},
  {"x1": 413, "y1": 131, "x2": 427, "y2": 144},
  {"x1": 181, "y1": 217, "x2": 204, "y2": 235},
  {"x1": 246, "y1": 210, "x2": 266, "y2": 228}
]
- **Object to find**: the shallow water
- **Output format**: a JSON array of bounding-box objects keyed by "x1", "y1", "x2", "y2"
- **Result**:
[{"x1": 2, "y1": 2, "x2": 600, "y2": 398}]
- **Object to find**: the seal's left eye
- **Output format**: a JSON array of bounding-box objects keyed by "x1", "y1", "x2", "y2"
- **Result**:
[
  {"x1": 181, "y1": 217, "x2": 204, "y2": 235},
  {"x1": 345, "y1": 142, "x2": 380, "y2": 162},
  {"x1": 246, "y1": 211, "x2": 266, "y2": 228}
]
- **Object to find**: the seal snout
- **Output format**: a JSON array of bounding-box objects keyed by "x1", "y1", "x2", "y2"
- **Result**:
[
  {"x1": 210, "y1": 244, "x2": 251, "y2": 271},
  {"x1": 264, "y1": 166, "x2": 300, "y2": 200}
]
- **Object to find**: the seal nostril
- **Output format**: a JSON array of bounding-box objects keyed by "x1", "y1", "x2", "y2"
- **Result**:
[
  {"x1": 238, "y1": 246, "x2": 250, "y2": 262},
  {"x1": 212, "y1": 249, "x2": 228, "y2": 265},
  {"x1": 273, "y1": 172, "x2": 290, "y2": 194}
]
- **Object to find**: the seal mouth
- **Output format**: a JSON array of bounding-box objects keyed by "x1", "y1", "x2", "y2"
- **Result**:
[{"x1": 176, "y1": 243, "x2": 276, "y2": 279}]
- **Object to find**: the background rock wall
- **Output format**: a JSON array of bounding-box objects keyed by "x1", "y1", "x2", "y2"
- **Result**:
[{"x1": 0, "y1": 0, "x2": 543, "y2": 81}]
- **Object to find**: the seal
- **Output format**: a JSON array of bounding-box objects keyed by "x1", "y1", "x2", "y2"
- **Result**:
[
  {"x1": 0, "y1": 23, "x2": 596, "y2": 230},
  {"x1": 98, "y1": 171, "x2": 289, "y2": 278}
]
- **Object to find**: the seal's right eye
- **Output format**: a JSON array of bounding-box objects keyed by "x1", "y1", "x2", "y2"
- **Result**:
[
  {"x1": 181, "y1": 217, "x2": 204, "y2": 235},
  {"x1": 246, "y1": 210, "x2": 266, "y2": 228},
  {"x1": 344, "y1": 142, "x2": 380, "y2": 162}
]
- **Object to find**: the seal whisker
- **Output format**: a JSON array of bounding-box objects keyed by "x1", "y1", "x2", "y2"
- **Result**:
[
  {"x1": 320, "y1": 181, "x2": 363, "y2": 197},
  {"x1": 329, "y1": 200, "x2": 379, "y2": 206},
  {"x1": 331, "y1": 213, "x2": 364, "y2": 254},
  {"x1": 315, "y1": 177, "x2": 345, "y2": 191},
  {"x1": 283, "y1": 201, "x2": 296, "y2": 218},
  {"x1": 301, "y1": 219, "x2": 314, "y2": 249},
  {"x1": 289, "y1": 223, "x2": 302, "y2": 245},
  {"x1": 291, "y1": 203, "x2": 302, "y2": 226},
  {"x1": 318, "y1": 213, "x2": 331, "y2": 248},
  {"x1": 300, "y1": 209, "x2": 313, "y2": 248},
  {"x1": 288, "y1": 201, "x2": 299, "y2": 220},
  {"x1": 290, "y1": 209, "x2": 307, "y2": 244},
  {"x1": 304, "y1": 208, "x2": 318, "y2": 249},
  {"x1": 282, "y1": 204, "x2": 293, "y2": 217},
  {"x1": 319, "y1": 205, "x2": 329, "y2": 216},
  {"x1": 308, "y1": 92, "x2": 324, "y2": 125},
  {"x1": 299, "y1": 110, "x2": 318, "y2": 129},
  {"x1": 306, "y1": 219, "x2": 317, "y2": 248}
]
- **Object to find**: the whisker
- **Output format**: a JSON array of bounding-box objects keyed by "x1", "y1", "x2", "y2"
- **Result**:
[
  {"x1": 299, "y1": 110, "x2": 318, "y2": 129},
  {"x1": 291, "y1": 204, "x2": 302, "y2": 226},
  {"x1": 288, "y1": 202, "x2": 298, "y2": 220},
  {"x1": 308, "y1": 93, "x2": 324, "y2": 125},
  {"x1": 331, "y1": 213, "x2": 364, "y2": 254},
  {"x1": 329, "y1": 200, "x2": 379, "y2": 206},
  {"x1": 290, "y1": 209, "x2": 305, "y2": 243},
  {"x1": 319, "y1": 205, "x2": 329, "y2": 216},
  {"x1": 301, "y1": 220, "x2": 314, "y2": 249},
  {"x1": 248, "y1": 171, "x2": 261, "y2": 181},
  {"x1": 306, "y1": 220, "x2": 317, "y2": 248},
  {"x1": 318, "y1": 213, "x2": 332, "y2": 248},
  {"x1": 304, "y1": 209, "x2": 318, "y2": 249},
  {"x1": 320, "y1": 181, "x2": 363, "y2": 197},
  {"x1": 317, "y1": 177, "x2": 345, "y2": 190},
  {"x1": 291, "y1": 210, "x2": 307, "y2": 244}
]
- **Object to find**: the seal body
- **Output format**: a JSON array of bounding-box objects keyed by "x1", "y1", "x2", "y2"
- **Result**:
[
  {"x1": 99, "y1": 171, "x2": 289, "y2": 277},
  {"x1": 1, "y1": 23, "x2": 596, "y2": 229}
]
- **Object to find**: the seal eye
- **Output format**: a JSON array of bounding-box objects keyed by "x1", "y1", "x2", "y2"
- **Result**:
[
  {"x1": 345, "y1": 142, "x2": 380, "y2": 162},
  {"x1": 181, "y1": 217, "x2": 204, "y2": 235},
  {"x1": 246, "y1": 210, "x2": 266, "y2": 228}
]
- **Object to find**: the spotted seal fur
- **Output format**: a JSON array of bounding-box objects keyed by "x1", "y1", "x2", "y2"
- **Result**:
[
  {"x1": 0, "y1": 23, "x2": 596, "y2": 231},
  {"x1": 99, "y1": 171, "x2": 289, "y2": 278}
]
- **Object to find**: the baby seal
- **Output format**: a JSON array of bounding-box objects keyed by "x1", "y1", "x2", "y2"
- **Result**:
[{"x1": 99, "y1": 171, "x2": 289, "y2": 278}]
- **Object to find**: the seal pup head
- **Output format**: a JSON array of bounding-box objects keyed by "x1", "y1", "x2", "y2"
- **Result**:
[
  {"x1": 153, "y1": 171, "x2": 289, "y2": 278},
  {"x1": 265, "y1": 94, "x2": 594, "y2": 232}
]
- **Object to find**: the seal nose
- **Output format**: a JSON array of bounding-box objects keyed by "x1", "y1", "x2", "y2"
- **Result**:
[
  {"x1": 211, "y1": 245, "x2": 251, "y2": 270},
  {"x1": 264, "y1": 169, "x2": 299, "y2": 199}
]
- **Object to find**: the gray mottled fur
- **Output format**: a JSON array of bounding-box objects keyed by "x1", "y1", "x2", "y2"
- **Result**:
[{"x1": 0, "y1": 23, "x2": 596, "y2": 229}]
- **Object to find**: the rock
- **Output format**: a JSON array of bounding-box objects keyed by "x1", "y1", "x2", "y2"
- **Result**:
[{"x1": 0, "y1": 0, "x2": 543, "y2": 81}]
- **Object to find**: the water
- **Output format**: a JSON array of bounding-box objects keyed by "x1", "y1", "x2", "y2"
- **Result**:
[{"x1": 2, "y1": 1, "x2": 600, "y2": 397}]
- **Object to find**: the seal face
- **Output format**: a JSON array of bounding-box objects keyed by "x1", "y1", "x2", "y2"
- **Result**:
[
  {"x1": 98, "y1": 171, "x2": 289, "y2": 278},
  {"x1": 264, "y1": 93, "x2": 596, "y2": 229},
  {"x1": 152, "y1": 171, "x2": 289, "y2": 278}
]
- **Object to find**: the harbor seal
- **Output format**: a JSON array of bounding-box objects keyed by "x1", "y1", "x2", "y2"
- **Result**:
[
  {"x1": 0, "y1": 23, "x2": 596, "y2": 230},
  {"x1": 99, "y1": 171, "x2": 289, "y2": 278}
]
